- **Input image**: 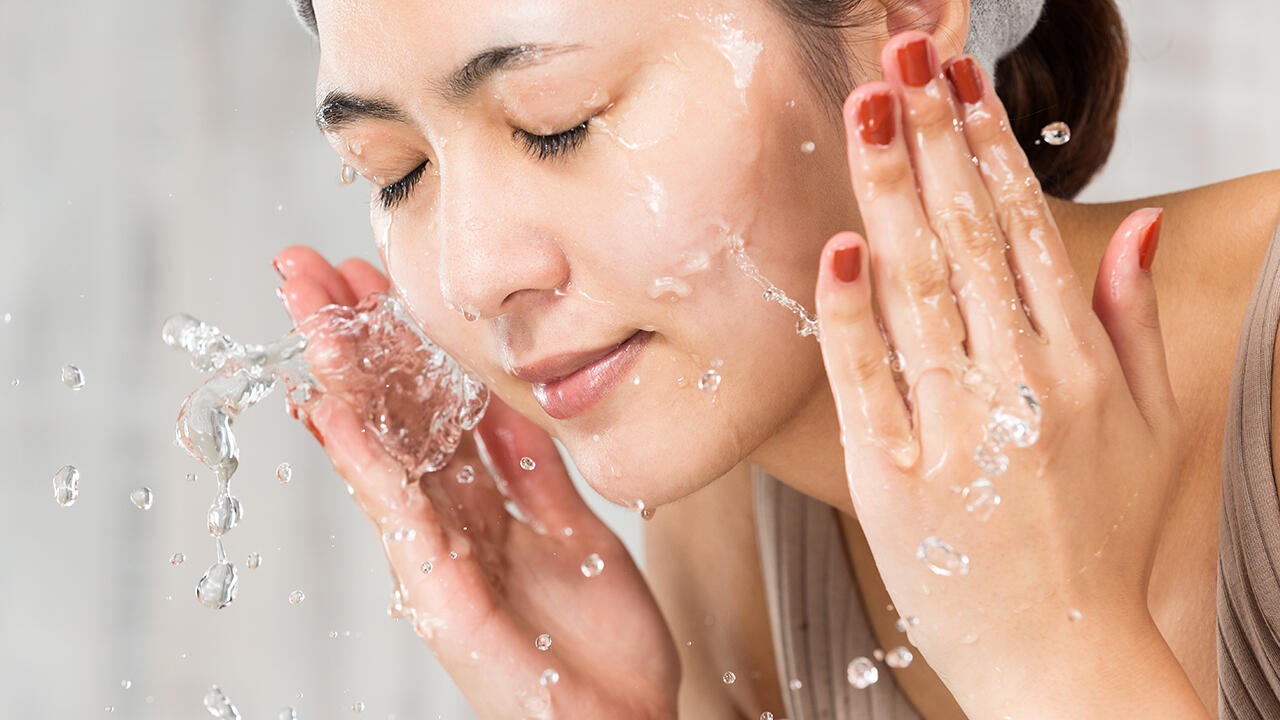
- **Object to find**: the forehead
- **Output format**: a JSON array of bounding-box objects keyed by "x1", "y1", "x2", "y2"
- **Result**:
[{"x1": 311, "y1": 0, "x2": 670, "y2": 100}]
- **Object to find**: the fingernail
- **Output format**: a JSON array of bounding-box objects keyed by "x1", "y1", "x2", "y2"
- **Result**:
[
  {"x1": 1139, "y1": 209, "x2": 1163, "y2": 272},
  {"x1": 272, "y1": 258, "x2": 287, "y2": 279},
  {"x1": 275, "y1": 286, "x2": 294, "y2": 318},
  {"x1": 945, "y1": 57, "x2": 984, "y2": 105},
  {"x1": 833, "y1": 245, "x2": 862, "y2": 283},
  {"x1": 857, "y1": 91, "x2": 895, "y2": 146},
  {"x1": 898, "y1": 37, "x2": 936, "y2": 87}
]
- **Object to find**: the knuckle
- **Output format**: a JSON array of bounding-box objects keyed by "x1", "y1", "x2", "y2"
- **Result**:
[
  {"x1": 861, "y1": 153, "x2": 915, "y2": 194},
  {"x1": 845, "y1": 346, "x2": 890, "y2": 384},
  {"x1": 898, "y1": 250, "x2": 953, "y2": 302},
  {"x1": 932, "y1": 207, "x2": 1002, "y2": 259},
  {"x1": 996, "y1": 193, "x2": 1051, "y2": 240},
  {"x1": 903, "y1": 94, "x2": 958, "y2": 140}
]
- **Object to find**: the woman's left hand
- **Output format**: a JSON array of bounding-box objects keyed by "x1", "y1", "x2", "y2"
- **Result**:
[{"x1": 814, "y1": 31, "x2": 1194, "y2": 716}]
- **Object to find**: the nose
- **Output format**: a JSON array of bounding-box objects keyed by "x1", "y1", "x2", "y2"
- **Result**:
[{"x1": 436, "y1": 162, "x2": 570, "y2": 320}]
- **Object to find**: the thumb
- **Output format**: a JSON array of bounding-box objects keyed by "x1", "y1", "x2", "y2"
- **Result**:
[{"x1": 1091, "y1": 207, "x2": 1178, "y2": 432}]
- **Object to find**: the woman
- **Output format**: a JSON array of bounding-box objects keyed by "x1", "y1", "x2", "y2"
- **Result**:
[{"x1": 272, "y1": 0, "x2": 1280, "y2": 717}]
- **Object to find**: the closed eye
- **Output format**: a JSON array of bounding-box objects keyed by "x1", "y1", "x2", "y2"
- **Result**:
[
  {"x1": 514, "y1": 120, "x2": 591, "y2": 161},
  {"x1": 378, "y1": 161, "x2": 428, "y2": 211}
]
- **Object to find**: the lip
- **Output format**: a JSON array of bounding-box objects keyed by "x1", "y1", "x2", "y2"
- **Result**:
[{"x1": 530, "y1": 331, "x2": 653, "y2": 419}]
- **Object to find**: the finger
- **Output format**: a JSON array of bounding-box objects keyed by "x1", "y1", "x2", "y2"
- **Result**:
[
  {"x1": 941, "y1": 54, "x2": 1095, "y2": 347},
  {"x1": 842, "y1": 80, "x2": 968, "y2": 388},
  {"x1": 882, "y1": 33, "x2": 1036, "y2": 368},
  {"x1": 815, "y1": 232, "x2": 918, "y2": 470},
  {"x1": 473, "y1": 394, "x2": 596, "y2": 536},
  {"x1": 279, "y1": 275, "x2": 334, "y2": 324},
  {"x1": 336, "y1": 257, "x2": 391, "y2": 300},
  {"x1": 274, "y1": 245, "x2": 359, "y2": 306},
  {"x1": 1091, "y1": 208, "x2": 1178, "y2": 432}
]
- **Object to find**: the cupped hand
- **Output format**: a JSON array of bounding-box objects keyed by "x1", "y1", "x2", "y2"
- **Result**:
[
  {"x1": 272, "y1": 247, "x2": 680, "y2": 720},
  {"x1": 813, "y1": 32, "x2": 1183, "y2": 708}
]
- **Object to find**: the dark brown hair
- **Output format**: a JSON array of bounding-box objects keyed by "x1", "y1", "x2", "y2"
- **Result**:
[{"x1": 291, "y1": 0, "x2": 1127, "y2": 198}]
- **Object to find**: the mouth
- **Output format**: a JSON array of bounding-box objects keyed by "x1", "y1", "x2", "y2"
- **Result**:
[{"x1": 530, "y1": 331, "x2": 654, "y2": 420}]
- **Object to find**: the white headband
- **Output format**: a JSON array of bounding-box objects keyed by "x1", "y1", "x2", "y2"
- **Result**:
[{"x1": 962, "y1": 0, "x2": 1047, "y2": 79}]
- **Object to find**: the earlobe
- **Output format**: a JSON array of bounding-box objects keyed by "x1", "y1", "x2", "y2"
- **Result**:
[{"x1": 883, "y1": 0, "x2": 970, "y2": 61}]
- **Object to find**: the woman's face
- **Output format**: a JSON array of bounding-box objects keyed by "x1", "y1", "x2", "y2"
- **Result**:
[{"x1": 313, "y1": 0, "x2": 867, "y2": 508}]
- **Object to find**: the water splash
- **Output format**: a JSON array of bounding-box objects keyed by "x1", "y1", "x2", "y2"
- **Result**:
[
  {"x1": 52, "y1": 465, "x2": 79, "y2": 507},
  {"x1": 846, "y1": 657, "x2": 878, "y2": 689},
  {"x1": 725, "y1": 233, "x2": 820, "y2": 339}
]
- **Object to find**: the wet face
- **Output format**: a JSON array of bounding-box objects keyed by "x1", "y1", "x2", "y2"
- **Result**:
[{"x1": 313, "y1": 0, "x2": 865, "y2": 507}]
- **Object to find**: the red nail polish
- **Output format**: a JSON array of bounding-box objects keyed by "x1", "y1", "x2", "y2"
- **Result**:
[
  {"x1": 1139, "y1": 210, "x2": 1163, "y2": 272},
  {"x1": 898, "y1": 38, "x2": 935, "y2": 87},
  {"x1": 945, "y1": 57, "x2": 984, "y2": 105},
  {"x1": 857, "y1": 92, "x2": 895, "y2": 146},
  {"x1": 833, "y1": 245, "x2": 862, "y2": 283}
]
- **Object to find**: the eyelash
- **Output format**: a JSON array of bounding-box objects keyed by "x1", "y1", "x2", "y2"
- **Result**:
[{"x1": 375, "y1": 120, "x2": 593, "y2": 212}]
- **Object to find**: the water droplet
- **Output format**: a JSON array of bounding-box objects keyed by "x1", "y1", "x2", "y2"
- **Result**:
[
  {"x1": 698, "y1": 369, "x2": 721, "y2": 395},
  {"x1": 640, "y1": 506, "x2": 656, "y2": 520},
  {"x1": 420, "y1": 560, "x2": 433, "y2": 574},
  {"x1": 962, "y1": 478, "x2": 1001, "y2": 520},
  {"x1": 987, "y1": 404, "x2": 1040, "y2": 448},
  {"x1": 185, "y1": 472, "x2": 198, "y2": 483},
  {"x1": 351, "y1": 701, "x2": 365, "y2": 713},
  {"x1": 885, "y1": 646, "x2": 914, "y2": 669},
  {"x1": 121, "y1": 680, "x2": 132, "y2": 689},
  {"x1": 456, "y1": 465, "x2": 475, "y2": 484},
  {"x1": 520, "y1": 456, "x2": 536, "y2": 471},
  {"x1": 873, "y1": 648, "x2": 885, "y2": 661},
  {"x1": 278, "y1": 708, "x2": 298, "y2": 720},
  {"x1": 170, "y1": 552, "x2": 186, "y2": 565},
  {"x1": 1068, "y1": 608, "x2": 1083, "y2": 622},
  {"x1": 196, "y1": 561, "x2": 238, "y2": 610},
  {"x1": 580, "y1": 553, "x2": 605, "y2": 578},
  {"x1": 2, "y1": 312, "x2": 10, "y2": 323},
  {"x1": 916, "y1": 536, "x2": 970, "y2": 576},
  {"x1": 535, "y1": 633, "x2": 552, "y2": 651},
  {"x1": 53, "y1": 465, "x2": 79, "y2": 507},
  {"x1": 105, "y1": 706, "x2": 114, "y2": 713},
  {"x1": 800, "y1": 141, "x2": 816, "y2": 153},
  {"x1": 61, "y1": 364, "x2": 85, "y2": 390},
  {"x1": 761, "y1": 713, "x2": 775, "y2": 720},
  {"x1": 894, "y1": 616, "x2": 919, "y2": 632},
  {"x1": 1040, "y1": 121, "x2": 1071, "y2": 146},
  {"x1": 788, "y1": 679, "x2": 803, "y2": 691},
  {"x1": 846, "y1": 657, "x2": 879, "y2": 689},
  {"x1": 540, "y1": 668, "x2": 560, "y2": 687},
  {"x1": 246, "y1": 552, "x2": 262, "y2": 570},
  {"x1": 888, "y1": 350, "x2": 905, "y2": 373},
  {"x1": 449, "y1": 551, "x2": 458, "y2": 559},
  {"x1": 974, "y1": 441, "x2": 1009, "y2": 476},
  {"x1": 276, "y1": 462, "x2": 292, "y2": 484},
  {"x1": 130, "y1": 487, "x2": 154, "y2": 510},
  {"x1": 10, "y1": 378, "x2": 18, "y2": 387},
  {"x1": 340, "y1": 163, "x2": 357, "y2": 185},
  {"x1": 207, "y1": 490, "x2": 243, "y2": 536},
  {"x1": 203, "y1": 686, "x2": 241, "y2": 719},
  {"x1": 289, "y1": 590, "x2": 305, "y2": 605},
  {"x1": 723, "y1": 671, "x2": 737, "y2": 685}
]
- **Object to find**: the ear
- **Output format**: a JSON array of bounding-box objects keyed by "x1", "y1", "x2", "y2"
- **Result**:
[{"x1": 884, "y1": 0, "x2": 971, "y2": 61}]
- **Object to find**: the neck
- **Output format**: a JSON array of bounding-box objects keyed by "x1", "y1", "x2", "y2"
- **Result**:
[{"x1": 747, "y1": 195, "x2": 1097, "y2": 515}]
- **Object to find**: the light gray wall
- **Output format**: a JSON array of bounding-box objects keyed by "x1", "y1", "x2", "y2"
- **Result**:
[{"x1": 1, "y1": 1, "x2": 1276, "y2": 718}]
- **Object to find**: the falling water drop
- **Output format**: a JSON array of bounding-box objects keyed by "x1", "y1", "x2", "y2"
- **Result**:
[
  {"x1": 885, "y1": 646, "x2": 914, "y2": 669},
  {"x1": 846, "y1": 657, "x2": 879, "y2": 689},
  {"x1": 916, "y1": 537, "x2": 970, "y2": 576},
  {"x1": 289, "y1": 590, "x2": 305, "y2": 605},
  {"x1": 170, "y1": 552, "x2": 186, "y2": 566},
  {"x1": 246, "y1": 552, "x2": 262, "y2": 570},
  {"x1": 53, "y1": 465, "x2": 79, "y2": 507},
  {"x1": 723, "y1": 671, "x2": 737, "y2": 685},
  {"x1": 196, "y1": 561, "x2": 239, "y2": 610},
  {"x1": 580, "y1": 553, "x2": 605, "y2": 578},
  {"x1": 186, "y1": 472, "x2": 198, "y2": 483},
  {"x1": 974, "y1": 441, "x2": 1009, "y2": 477},
  {"x1": 276, "y1": 462, "x2": 292, "y2": 484},
  {"x1": 278, "y1": 708, "x2": 298, "y2": 720},
  {"x1": 1040, "y1": 121, "x2": 1071, "y2": 146},
  {"x1": 61, "y1": 364, "x2": 85, "y2": 390},
  {"x1": 455, "y1": 465, "x2": 475, "y2": 484},
  {"x1": 520, "y1": 457, "x2": 536, "y2": 471},
  {"x1": 351, "y1": 701, "x2": 365, "y2": 713},
  {"x1": 340, "y1": 163, "x2": 357, "y2": 185},
  {"x1": 203, "y1": 686, "x2": 241, "y2": 719},
  {"x1": 788, "y1": 679, "x2": 803, "y2": 691},
  {"x1": 130, "y1": 487, "x2": 154, "y2": 510},
  {"x1": 535, "y1": 633, "x2": 553, "y2": 651},
  {"x1": 540, "y1": 669, "x2": 560, "y2": 687},
  {"x1": 420, "y1": 560, "x2": 433, "y2": 575},
  {"x1": 121, "y1": 680, "x2": 132, "y2": 690}
]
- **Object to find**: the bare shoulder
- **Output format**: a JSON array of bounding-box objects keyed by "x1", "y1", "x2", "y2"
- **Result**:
[{"x1": 643, "y1": 461, "x2": 783, "y2": 720}]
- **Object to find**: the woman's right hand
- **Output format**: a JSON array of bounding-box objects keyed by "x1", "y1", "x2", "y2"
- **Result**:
[{"x1": 272, "y1": 246, "x2": 681, "y2": 720}]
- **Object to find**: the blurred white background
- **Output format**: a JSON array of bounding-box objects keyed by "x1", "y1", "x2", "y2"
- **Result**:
[{"x1": 0, "y1": 1, "x2": 1276, "y2": 718}]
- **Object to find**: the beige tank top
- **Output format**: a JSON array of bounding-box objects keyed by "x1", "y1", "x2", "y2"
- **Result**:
[{"x1": 755, "y1": 218, "x2": 1280, "y2": 720}]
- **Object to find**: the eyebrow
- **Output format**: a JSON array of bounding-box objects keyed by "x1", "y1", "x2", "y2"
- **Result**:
[{"x1": 315, "y1": 42, "x2": 586, "y2": 132}]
